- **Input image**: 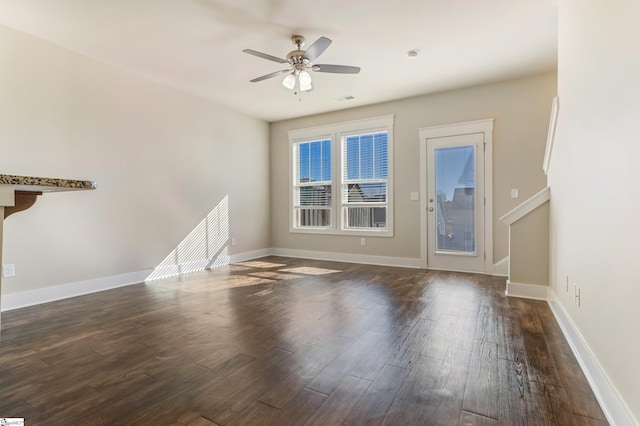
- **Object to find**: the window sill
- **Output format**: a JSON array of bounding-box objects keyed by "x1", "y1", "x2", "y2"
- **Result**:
[{"x1": 290, "y1": 227, "x2": 394, "y2": 238}]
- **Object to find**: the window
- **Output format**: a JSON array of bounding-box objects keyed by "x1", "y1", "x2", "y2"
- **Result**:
[
  {"x1": 292, "y1": 138, "x2": 332, "y2": 228},
  {"x1": 289, "y1": 116, "x2": 394, "y2": 236},
  {"x1": 342, "y1": 131, "x2": 389, "y2": 230}
]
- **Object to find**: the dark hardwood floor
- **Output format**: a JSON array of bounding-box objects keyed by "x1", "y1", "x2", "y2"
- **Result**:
[{"x1": 0, "y1": 256, "x2": 607, "y2": 425}]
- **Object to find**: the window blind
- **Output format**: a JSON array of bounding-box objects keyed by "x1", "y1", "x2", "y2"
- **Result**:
[
  {"x1": 342, "y1": 132, "x2": 388, "y2": 229},
  {"x1": 293, "y1": 139, "x2": 332, "y2": 227}
]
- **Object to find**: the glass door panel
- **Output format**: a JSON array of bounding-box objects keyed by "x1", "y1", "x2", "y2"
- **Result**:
[
  {"x1": 434, "y1": 145, "x2": 475, "y2": 254},
  {"x1": 426, "y1": 132, "x2": 484, "y2": 273}
]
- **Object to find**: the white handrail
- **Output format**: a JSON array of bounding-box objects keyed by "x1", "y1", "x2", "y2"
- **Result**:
[{"x1": 499, "y1": 186, "x2": 550, "y2": 225}]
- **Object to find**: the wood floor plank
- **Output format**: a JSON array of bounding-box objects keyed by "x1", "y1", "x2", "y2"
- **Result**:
[
  {"x1": 60, "y1": 374, "x2": 160, "y2": 424},
  {"x1": 383, "y1": 350, "x2": 472, "y2": 426},
  {"x1": 451, "y1": 309, "x2": 479, "y2": 352},
  {"x1": 418, "y1": 349, "x2": 473, "y2": 424},
  {"x1": 306, "y1": 330, "x2": 384, "y2": 394},
  {"x1": 459, "y1": 410, "x2": 498, "y2": 425},
  {"x1": 74, "y1": 378, "x2": 190, "y2": 425},
  {"x1": 348, "y1": 331, "x2": 394, "y2": 381},
  {"x1": 497, "y1": 357, "x2": 533, "y2": 425},
  {"x1": 227, "y1": 401, "x2": 280, "y2": 426},
  {"x1": 342, "y1": 363, "x2": 410, "y2": 426},
  {"x1": 496, "y1": 314, "x2": 525, "y2": 362},
  {"x1": 195, "y1": 352, "x2": 256, "y2": 376},
  {"x1": 475, "y1": 305, "x2": 499, "y2": 345},
  {"x1": 420, "y1": 313, "x2": 460, "y2": 360},
  {"x1": 0, "y1": 256, "x2": 608, "y2": 425},
  {"x1": 463, "y1": 340, "x2": 499, "y2": 419},
  {"x1": 387, "y1": 318, "x2": 436, "y2": 369},
  {"x1": 0, "y1": 399, "x2": 37, "y2": 423},
  {"x1": 528, "y1": 380, "x2": 584, "y2": 426},
  {"x1": 257, "y1": 336, "x2": 353, "y2": 409},
  {"x1": 265, "y1": 388, "x2": 328, "y2": 426},
  {"x1": 186, "y1": 417, "x2": 221, "y2": 426},
  {"x1": 303, "y1": 375, "x2": 372, "y2": 425},
  {"x1": 190, "y1": 347, "x2": 293, "y2": 423}
]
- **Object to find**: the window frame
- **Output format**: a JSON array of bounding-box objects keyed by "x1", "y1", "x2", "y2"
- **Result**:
[
  {"x1": 291, "y1": 135, "x2": 334, "y2": 231},
  {"x1": 288, "y1": 115, "x2": 394, "y2": 237}
]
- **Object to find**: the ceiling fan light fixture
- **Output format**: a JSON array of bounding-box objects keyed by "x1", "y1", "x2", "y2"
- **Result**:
[
  {"x1": 282, "y1": 73, "x2": 296, "y2": 90},
  {"x1": 244, "y1": 35, "x2": 360, "y2": 93},
  {"x1": 298, "y1": 70, "x2": 312, "y2": 85},
  {"x1": 300, "y1": 79, "x2": 313, "y2": 92},
  {"x1": 298, "y1": 70, "x2": 313, "y2": 91}
]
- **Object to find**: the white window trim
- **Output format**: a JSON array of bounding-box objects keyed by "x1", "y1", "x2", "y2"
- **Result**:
[{"x1": 289, "y1": 115, "x2": 394, "y2": 237}]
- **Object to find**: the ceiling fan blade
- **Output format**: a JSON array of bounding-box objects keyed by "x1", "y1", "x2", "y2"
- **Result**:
[
  {"x1": 302, "y1": 37, "x2": 332, "y2": 61},
  {"x1": 250, "y1": 69, "x2": 290, "y2": 82},
  {"x1": 243, "y1": 49, "x2": 288, "y2": 64},
  {"x1": 313, "y1": 64, "x2": 361, "y2": 74}
]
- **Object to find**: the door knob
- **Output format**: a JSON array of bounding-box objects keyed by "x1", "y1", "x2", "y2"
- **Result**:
[{"x1": 428, "y1": 207, "x2": 434, "y2": 212}]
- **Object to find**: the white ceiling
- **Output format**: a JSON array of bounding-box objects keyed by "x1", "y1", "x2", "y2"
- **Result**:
[{"x1": 0, "y1": 0, "x2": 557, "y2": 122}]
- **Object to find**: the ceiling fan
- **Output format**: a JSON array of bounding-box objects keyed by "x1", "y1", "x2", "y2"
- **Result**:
[{"x1": 243, "y1": 35, "x2": 361, "y2": 92}]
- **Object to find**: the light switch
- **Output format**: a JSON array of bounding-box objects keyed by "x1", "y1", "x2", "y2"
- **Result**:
[
  {"x1": 410, "y1": 192, "x2": 419, "y2": 201},
  {"x1": 511, "y1": 188, "x2": 519, "y2": 199},
  {"x1": 3, "y1": 264, "x2": 15, "y2": 277}
]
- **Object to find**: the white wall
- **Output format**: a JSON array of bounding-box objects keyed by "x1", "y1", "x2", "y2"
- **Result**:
[
  {"x1": 550, "y1": 0, "x2": 640, "y2": 422},
  {"x1": 0, "y1": 25, "x2": 270, "y2": 300},
  {"x1": 270, "y1": 73, "x2": 556, "y2": 265}
]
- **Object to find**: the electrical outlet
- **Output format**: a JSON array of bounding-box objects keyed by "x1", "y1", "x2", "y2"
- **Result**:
[
  {"x1": 231, "y1": 238, "x2": 236, "y2": 246},
  {"x1": 360, "y1": 238, "x2": 366, "y2": 246},
  {"x1": 511, "y1": 188, "x2": 519, "y2": 199},
  {"x1": 3, "y1": 263, "x2": 15, "y2": 278},
  {"x1": 565, "y1": 275, "x2": 569, "y2": 292}
]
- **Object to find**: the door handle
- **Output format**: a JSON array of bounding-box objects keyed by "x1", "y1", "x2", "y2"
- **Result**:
[{"x1": 428, "y1": 207, "x2": 434, "y2": 212}]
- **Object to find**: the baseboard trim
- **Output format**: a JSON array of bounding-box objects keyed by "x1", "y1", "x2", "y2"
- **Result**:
[
  {"x1": 270, "y1": 248, "x2": 422, "y2": 269},
  {"x1": 1, "y1": 269, "x2": 153, "y2": 312},
  {"x1": 230, "y1": 248, "x2": 272, "y2": 264},
  {"x1": 548, "y1": 291, "x2": 638, "y2": 426},
  {"x1": 492, "y1": 256, "x2": 509, "y2": 277},
  {"x1": 505, "y1": 280, "x2": 549, "y2": 300}
]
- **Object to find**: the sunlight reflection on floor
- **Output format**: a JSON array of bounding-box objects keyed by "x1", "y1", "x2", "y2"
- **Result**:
[
  {"x1": 248, "y1": 271, "x2": 300, "y2": 280},
  {"x1": 236, "y1": 261, "x2": 287, "y2": 269},
  {"x1": 150, "y1": 258, "x2": 343, "y2": 294},
  {"x1": 279, "y1": 266, "x2": 341, "y2": 276}
]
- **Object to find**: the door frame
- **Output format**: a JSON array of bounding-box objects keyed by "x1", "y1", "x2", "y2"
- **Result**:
[{"x1": 419, "y1": 119, "x2": 494, "y2": 273}]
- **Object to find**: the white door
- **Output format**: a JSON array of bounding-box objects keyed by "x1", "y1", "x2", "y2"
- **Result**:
[{"x1": 426, "y1": 132, "x2": 485, "y2": 272}]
